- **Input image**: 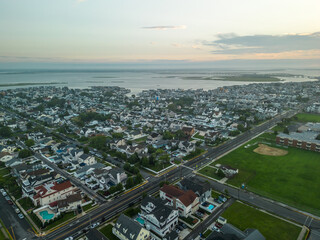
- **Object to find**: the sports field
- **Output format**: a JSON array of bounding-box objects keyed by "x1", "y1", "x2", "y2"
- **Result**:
[
  {"x1": 295, "y1": 113, "x2": 320, "y2": 122},
  {"x1": 210, "y1": 133, "x2": 320, "y2": 215}
]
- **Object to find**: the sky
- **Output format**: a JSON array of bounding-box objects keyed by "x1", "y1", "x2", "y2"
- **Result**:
[{"x1": 0, "y1": 0, "x2": 320, "y2": 67}]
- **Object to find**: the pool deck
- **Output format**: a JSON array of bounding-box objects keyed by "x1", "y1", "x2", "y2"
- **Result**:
[{"x1": 34, "y1": 206, "x2": 56, "y2": 224}]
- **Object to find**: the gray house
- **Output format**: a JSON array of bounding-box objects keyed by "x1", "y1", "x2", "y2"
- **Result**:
[{"x1": 178, "y1": 176, "x2": 211, "y2": 203}]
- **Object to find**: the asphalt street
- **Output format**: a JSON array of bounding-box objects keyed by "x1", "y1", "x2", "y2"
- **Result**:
[{"x1": 0, "y1": 192, "x2": 35, "y2": 240}]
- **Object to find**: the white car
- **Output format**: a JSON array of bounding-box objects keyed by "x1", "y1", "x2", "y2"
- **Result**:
[
  {"x1": 212, "y1": 226, "x2": 220, "y2": 232},
  {"x1": 64, "y1": 237, "x2": 73, "y2": 240},
  {"x1": 18, "y1": 213, "x2": 24, "y2": 219},
  {"x1": 2, "y1": 191, "x2": 7, "y2": 196}
]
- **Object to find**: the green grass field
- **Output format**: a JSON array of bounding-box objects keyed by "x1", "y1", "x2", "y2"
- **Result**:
[
  {"x1": 215, "y1": 133, "x2": 320, "y2": 216},
  {"x1": 198, "y1": 166, "x2": 224, "y2": 180},
  {"x1": 295, "y1": 113, "x2": 320, "y2": 122},
  {"x1": 222, "y1": 201, "x2": 301, "y2": 240},
  {"x1": 100, "y1": 224, "x2": 118, "y2": 240}
]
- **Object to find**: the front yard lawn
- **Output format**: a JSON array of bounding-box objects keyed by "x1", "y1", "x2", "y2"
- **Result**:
[
  {"x1": 19, "y1": 197, "x2": 35, "y2": 212},
  {"x1": 222, "y1": 201, "x2": 301, "y2": 240},
  {"x1": 100, "y1": 224, "x2": 118, "y2": 240},
  {"x1": 203, "y1": 229, "x2": 212, "y2": 238},
  {"x1": 198, "y1": 166, "x2": 224, "y2": 180},
  {"x1": 180, "y1": 216, "x2": 198, "y2": 226}
]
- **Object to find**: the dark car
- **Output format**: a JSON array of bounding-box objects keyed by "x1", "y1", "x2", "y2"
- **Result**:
[
  {"x1": 215, "y1": 222, "x2": 223, "y2": 229},
  {"x1": 7, "y1": 200, "x2": 13, "y2": 205}
]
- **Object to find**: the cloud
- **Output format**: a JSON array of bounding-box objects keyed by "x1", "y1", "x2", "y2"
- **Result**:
[
  {"x1": 142, "y1": 25, "x2": 186, "y2": 30},
  {"x1": 204, "y1": 32, "x2": 320, "y2": 54}
]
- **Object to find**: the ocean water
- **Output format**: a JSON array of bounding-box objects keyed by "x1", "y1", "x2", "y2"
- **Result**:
[{"x1": 0, "y1": 68, "x2": 319, "y2": 94}]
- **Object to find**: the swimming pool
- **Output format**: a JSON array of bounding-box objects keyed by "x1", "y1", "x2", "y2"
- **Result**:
[
  {"x1": 136, "y1": 217, "x2": 145, "y2": 225},
  {"x1": 39, "y1": 210, "x2": 54, "y2": 220},
  {"x1": 208, "y1": 204, "x2": 215, "y2": 211}
]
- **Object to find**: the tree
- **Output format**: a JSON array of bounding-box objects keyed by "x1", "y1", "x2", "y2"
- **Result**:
[
  {"x1": 89, "y1": 136, "x2": 107, "y2": 150},
  {"x1": 83, "y1": 146, "x2": 89, "y2": 154},
  {"x1": 141, "y1": 157, "x2": 149, "y2": 167},
  {"x1": 134, "y1": 173, "x2": 143, "y2": 184},
  {"x1": 217, "y1": 169, "x2": 226, "y2": 178},
  {"x1": 316, "y1": 134, "x2": 320, "y2": 140},
  {"x1": 18, "y1": 149, "x2": 32, "y2": 158},
  {"x1": 0, "y1": 126, "x2": 12, "y2": 138},
  {"x1": 126, "y1": 177, "x2": 134, "y2": 189},
  {"x1": 26, "y1": 122, "x2": 33, "y2": 130},
  {"x1": 237, "y1": 124, "x2": 246, "y2": 132},
  {"x1": 163, "y1": 131, "x2": 174, "y2": 140},
  {"x1": 25, "y1": 139, "x2": 35, "y2": 148},
  {"x1": 229, "y1": 130, "x2": 240, "y2": 136},
  {"x1": 147, "y1": 145, "x2": 156, "y2": 154}
]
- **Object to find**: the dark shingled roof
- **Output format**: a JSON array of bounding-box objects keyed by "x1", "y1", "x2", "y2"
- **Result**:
[
  {"x1": 141, "y1": 196, "x2": 175, "y2": 222},
  {"x1": 113, "y1": 214, "x2": 143, "y2": 240},
  {"x1": 179, "y1": 176, "x2": 211, "y2": 196}
]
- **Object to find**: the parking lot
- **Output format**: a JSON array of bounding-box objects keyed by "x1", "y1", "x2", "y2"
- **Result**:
[{"x1": 0, "y1": 189, "x2": 36, "y2": 240}]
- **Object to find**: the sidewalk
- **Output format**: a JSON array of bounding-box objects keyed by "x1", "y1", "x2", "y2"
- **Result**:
[{"x1": 15, "y1": 200, "x2": 41, "y2": 235}]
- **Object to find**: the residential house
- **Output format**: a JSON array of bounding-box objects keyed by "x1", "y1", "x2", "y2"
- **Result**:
[
  {"x1": 31, "y1": 180, "x2": 78, "y2": 207},
  {"x1": 74, "y1": 163, "x2": 105, "y2": 178},
  {"x1": 49, "y1": 193, "x2": 82, "y2": 213},
  {"x1": 160, "y1": 185, "x2": 199, "y2": 217},
  {"x1": 178, "y1": 177, "x2": 211, "y2": 203},
  {"x1": 79, "y1": 154, "x2": 96, "y2": 166},
  {"x1": 140, "y1": 196, "x2": 179, "y2": 238},
  {"x1": 181, "y1": 126, "x2": 195, "y2": 137},
  {"x1": 178, "y1": 141, "x2": 195, "y2": 154},
  {"x1": 112, "y1": 214, "x2": 150, "y2": 240},
  {"x1": 220, "y1": 165, "x2": 238, "y2": 178}
]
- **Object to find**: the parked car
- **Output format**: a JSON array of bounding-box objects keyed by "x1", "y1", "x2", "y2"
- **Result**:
[
  {"x1": 7, "y1": 200, "x2": 13, "y2": 205},
  {"x1": 5, "y1": 196, "x2": 10, "y2": 201},
  {"x1": 215, "y1": 222, "x2": 223, "y2": 229},
  {"x1": 196, "y1": 211, "x2": 204, "y2": 218},
  {"x1": 181, "y1": 223, "x2": 187, "y2": 229},
  {"x1": 219, "y1": 195, "x2": 227, "y2": 203},
  {"x1": 2, "y1": 191, "x2": 7, "y2": 196},
  {"x1": 212, "y1": 225, "x2": 220, "y2": 232},
  {"x1": 15, "y1": 208, "x2": 20, "y2": 214},
  {"x1": 18, "y1": 213, "x2": 24, "y2": 219},
  {"x1": 64, "y1": 237, "x2": 73, "y2": 240},
  {"x1": 175, "y1": 229, "x2": 180, "y2": 234}
]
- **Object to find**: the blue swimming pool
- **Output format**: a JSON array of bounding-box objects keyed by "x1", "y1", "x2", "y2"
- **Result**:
[
  {"x1": 39, "y1": 210, "x2": 54, "y2": 220},
  {"x1": 208, "y1": 204, "x2": 215, "y2": 210},
  {"x1": 136, "y1": 217, "x2": 145, "y2": 225}
]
